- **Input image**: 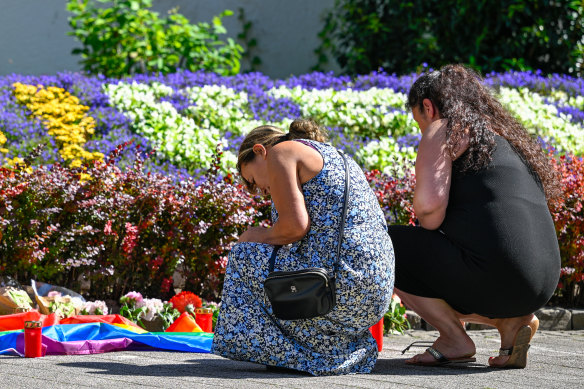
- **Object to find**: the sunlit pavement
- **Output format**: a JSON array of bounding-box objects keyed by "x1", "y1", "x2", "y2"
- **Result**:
[{"x1": 1, "y1": 329, "x2": 583, "y2": 388}]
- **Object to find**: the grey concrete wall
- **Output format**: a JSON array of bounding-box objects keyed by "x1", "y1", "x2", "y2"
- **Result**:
[{"x1": 0, "y1": 0, "x2": 340, "y2": 79}]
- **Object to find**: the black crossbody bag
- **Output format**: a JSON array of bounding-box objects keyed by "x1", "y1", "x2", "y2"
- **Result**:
[{"x1": 263, "y1": 150, "x2": 350, "y2": 320}]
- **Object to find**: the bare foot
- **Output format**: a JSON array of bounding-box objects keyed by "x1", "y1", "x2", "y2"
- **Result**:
[
  {"x1": 488, "y1": 314, "x2": 539, "y2": 367},
  {"x1": 406, "y1": 333, "x2": 476, "y2": 365}
]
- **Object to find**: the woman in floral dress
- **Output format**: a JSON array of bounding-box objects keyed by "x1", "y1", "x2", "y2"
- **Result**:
[{"x1": 212, "y1": 119, "x2": 394, "y2": 375}]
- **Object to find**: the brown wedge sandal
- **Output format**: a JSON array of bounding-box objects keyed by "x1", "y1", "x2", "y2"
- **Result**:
[{"x1": 492, "y1": 325, "x2": 533, "y2": 369}]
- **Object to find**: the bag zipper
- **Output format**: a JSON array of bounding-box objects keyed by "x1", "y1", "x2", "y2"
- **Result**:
[{"x1": 266, "y1": 268, "x2": 330, "y2": 287}]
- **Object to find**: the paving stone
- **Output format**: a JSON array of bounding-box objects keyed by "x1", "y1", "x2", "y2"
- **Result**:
[
  {"x1": 571, "y1": 309, "x2": 584, "y2": 330},
  {"x1": 3, "y1": 329, "x2": 583, "y2": 389},
  {"x1": 404, "y1": 310, "x2": 421, "y2": 329},
  {"x1": 535, "y1": 307, "x2": 572, "y2": 330}
]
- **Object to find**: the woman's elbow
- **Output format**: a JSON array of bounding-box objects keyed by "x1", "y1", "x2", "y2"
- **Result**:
[
  {"x1": 414, "y1": 205, "x2": 446, "y2": 230},
  {"x1": 280, "y1": 218, "x2": 310, "y2": 243},
  {"x1": 417, "y1": 215, "x2": 444, "y2": 230}
]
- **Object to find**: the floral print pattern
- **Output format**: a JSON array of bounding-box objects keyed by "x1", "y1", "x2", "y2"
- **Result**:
[{"x1": 212, "y1": 140, "x2": 394, "y2": 376}]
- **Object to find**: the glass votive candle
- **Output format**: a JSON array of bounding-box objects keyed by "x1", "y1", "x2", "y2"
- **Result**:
[
  {"x1": 24, "y1": 320, "x2": 43, "y2": 358},
  {"x1": 195, "y1": 307, "x2": 213, "y2": 332}
]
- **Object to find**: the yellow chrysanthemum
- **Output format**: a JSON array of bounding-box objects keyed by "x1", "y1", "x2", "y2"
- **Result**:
[{"x1": 12, "y1": 82, "x2": 103, "y2": 168}]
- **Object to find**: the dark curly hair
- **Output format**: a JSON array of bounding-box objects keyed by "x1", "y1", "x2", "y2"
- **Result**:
[{"x1": 406, "y1": 64, "x2": 562, "y2": 207}]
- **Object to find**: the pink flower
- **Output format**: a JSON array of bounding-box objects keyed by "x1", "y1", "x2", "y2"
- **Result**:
[
  {"x1": 123, "y1": 291, "x2": 143, "y2": 303},
  {"x1": 121, "y1": 222, "x2": 139, "y2": 254},
  {"x1": 104, "y1": 220, "x2": 116, "y2": 236}
]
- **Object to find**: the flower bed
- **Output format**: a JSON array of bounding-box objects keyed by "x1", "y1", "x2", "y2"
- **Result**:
[{"x1": 1, "y1": 70, "x2": 583, "y2": 306}]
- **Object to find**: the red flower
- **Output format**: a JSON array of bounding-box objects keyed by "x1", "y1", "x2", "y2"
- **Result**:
[{"x1": 169, "y1": 291, "x2": 202, "y2": 314}]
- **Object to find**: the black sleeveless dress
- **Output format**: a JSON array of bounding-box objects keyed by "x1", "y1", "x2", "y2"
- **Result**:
[{"x1": 388, "y1": 135, "x2": 561, "y2": 318}]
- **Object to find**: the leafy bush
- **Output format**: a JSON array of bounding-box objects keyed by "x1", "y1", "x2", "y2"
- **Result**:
[
  {"x1": 550, "y1": 153, "x2": 584, "y2": 307},
  {"x1": 67, "y1": 0, "x2": 243, "y2": 77},
  {"x1": 365, "y1": 168, "x2": 416, "y2": 226},
  {"x1": 0, "y1": 143, "x2": 267, "y2": 302},
  {"x1": 317, "y1": 0, "x2": 584, "y2": 77}
]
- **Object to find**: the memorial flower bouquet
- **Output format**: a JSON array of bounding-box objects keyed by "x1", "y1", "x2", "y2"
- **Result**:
[
  {"x1": 119, "y1": 291, "x2": 179, "y2": 331},
  {"x1": 168, "y1": 291, "x2": 220, "y2": 330}
]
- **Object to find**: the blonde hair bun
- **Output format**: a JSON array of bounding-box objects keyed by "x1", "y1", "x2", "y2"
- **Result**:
[{"x1": 288, "y1": 118, "x2": 328, "y2": 143}]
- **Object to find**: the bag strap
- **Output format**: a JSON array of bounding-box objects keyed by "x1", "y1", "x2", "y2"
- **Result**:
[{"x1": 268, "y1": 149, "x2": 350, "y2": 273}]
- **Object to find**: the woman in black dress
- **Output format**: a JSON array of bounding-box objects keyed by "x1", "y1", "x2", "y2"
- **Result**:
[{"x1": 390, "y1": 64, "x2": 562, "y2": 368}]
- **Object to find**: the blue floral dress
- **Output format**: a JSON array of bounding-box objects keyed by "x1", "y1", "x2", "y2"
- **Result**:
[{"x1": 212, "y1": 140, "x2": 394, "y2": 376}]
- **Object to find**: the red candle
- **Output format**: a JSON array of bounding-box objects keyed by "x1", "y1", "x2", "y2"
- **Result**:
[
  {"x1": 24, "y1": 320, "x2": 43, "y2": 358},
  {"x1": 195, "y1": 307, "x2": 213, "y2": 332},
  {"x1": 369, "y1": 318, "x2": 384, "y2": 352}
]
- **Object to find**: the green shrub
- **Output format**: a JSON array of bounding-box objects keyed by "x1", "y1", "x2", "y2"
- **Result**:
[
  {"x1": 0, "y1": 143, "x2": 266, "y2": 302},
  {"x1": 66, "y1": 0, "x2": 243, "y2": 77},
  {"x1": 316, "y1": 0, "x2": 584, "y2": 76}
]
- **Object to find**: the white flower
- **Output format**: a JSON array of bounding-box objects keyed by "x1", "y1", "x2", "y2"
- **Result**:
[
  {"x1": 82, "y1": 300, "x2": 109, "y2": 315},
  {"x1": 137, "y1": 298, "x2": 164, "y2": 321}
]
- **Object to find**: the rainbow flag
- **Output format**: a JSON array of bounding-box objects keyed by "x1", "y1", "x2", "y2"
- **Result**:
[{"x1": 0, "y1": 312, "x2": 213, "y2": 357}]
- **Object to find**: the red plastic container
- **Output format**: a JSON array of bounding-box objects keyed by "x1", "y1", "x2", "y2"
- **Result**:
[
  {"x1": 195, "y1": 308, "x2": 213, "y2": 332},
  {"x1": 369, "y1": 318, "x2": 384, "y2": 352},
  {"x1": 24, "y1": 320, "x2": 43, "y2": 358}
]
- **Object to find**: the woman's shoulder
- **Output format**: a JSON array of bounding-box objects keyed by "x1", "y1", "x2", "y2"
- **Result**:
[{"x1": 268, "y1": 140, "x2": 325, "y2": 166}]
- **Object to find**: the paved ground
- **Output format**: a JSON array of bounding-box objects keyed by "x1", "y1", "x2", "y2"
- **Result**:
[{"x1": 1, "y1": 329, "x2": 583, "y2": 389}]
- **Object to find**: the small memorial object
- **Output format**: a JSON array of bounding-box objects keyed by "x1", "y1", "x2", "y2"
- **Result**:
[
  {"x1": 195, "y1": 307, "x2": 213, "y2": 332},
  {"x1": 24, "y1": 320, "x2": 43, "y2": 358},
  {"x1": 369, "y1": 318, "x2": 384, "y2": 352},
  {"x1": 0, "y1": 287, "x2": 33, "y2": 314}
]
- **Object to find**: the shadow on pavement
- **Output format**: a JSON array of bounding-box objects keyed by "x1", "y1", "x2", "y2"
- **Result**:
[
  {"x1": 372, "y1": 357, "x2": 493, "y2": 376},
  {"x1": 57, "y1": 358, "x2": 307, "y2": 379},
  {"x1": 57, "y1": 356, "x2": 494, "y2": 379}
]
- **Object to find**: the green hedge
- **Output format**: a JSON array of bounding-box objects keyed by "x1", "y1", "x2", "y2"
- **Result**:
[{"x1": 316, "y1": 0, "x2": 584, "y2": 76}]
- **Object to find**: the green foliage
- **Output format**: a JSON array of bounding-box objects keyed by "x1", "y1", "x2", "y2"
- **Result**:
[
  {"x1": 66, "y1": 0, "x2": 243, "y2": 77},
  {"x1": 156, "y1": 302, "x2": 181, "y2": 330},
  {"x1": 118, "y1": 302, "x2": 144, "y2": 323},
  {"x1": 316, "y1": 0, "x2": 584, "y2": 76},
  {"x1": 237, "y1": 8, "x2": 262, "y2": 72},
  {"x1": 383, "y1": 297, "x2": 411, "y2": 334}
]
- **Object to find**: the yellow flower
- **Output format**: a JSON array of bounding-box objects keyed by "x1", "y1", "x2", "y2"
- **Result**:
[
  {"x1": 0, "y1": 131, "x2": 7, "y2": 146},
  {"x1": 79, "y1": 172, "x2": 93, "y2": 183},
  {"x1": 4, "y1": 156, "x2": 33, "y2": 174},
  {"x1": 12, "y1": 82, "x2": 103, "y2": 168}
]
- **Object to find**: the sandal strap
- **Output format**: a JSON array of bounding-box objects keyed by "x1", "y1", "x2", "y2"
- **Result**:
[
  {"x1": 426, "y1": 347, "x2": 449, "y2": 363},
  {"x1": 401, "y1": 341, "x2": 434, "y2": 354},
  {"x1": 499, "y1": 343, "x2": 530, "y2": 357}
]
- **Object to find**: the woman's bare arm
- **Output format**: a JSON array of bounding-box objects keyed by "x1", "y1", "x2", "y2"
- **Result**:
[{"x1": 413, "y1": 120, "x2": 452, "y2": 230}]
